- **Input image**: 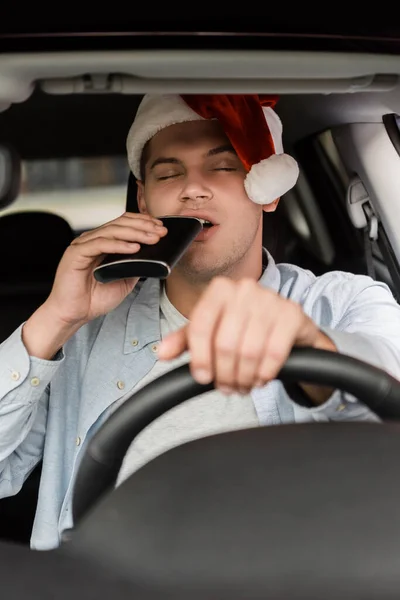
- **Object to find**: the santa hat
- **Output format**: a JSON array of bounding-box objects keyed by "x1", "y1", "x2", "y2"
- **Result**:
[{"x1": 126, "y1": 94, "x2": 299, "y2": 205}]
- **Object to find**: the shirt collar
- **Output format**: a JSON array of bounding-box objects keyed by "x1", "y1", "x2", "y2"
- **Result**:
[{"x1": 259, "y1": 248, "x2": 282, "y2": 292}]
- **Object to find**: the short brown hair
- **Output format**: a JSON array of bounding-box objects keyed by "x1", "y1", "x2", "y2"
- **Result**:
[{"x1": 139, "y1": 139, "x2": 151, "y2": 182}]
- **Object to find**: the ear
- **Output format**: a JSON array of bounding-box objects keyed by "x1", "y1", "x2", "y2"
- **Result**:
[
  {"x1": 136, "y1": 180, "x2": 148, "y2": 214},
  {"x1": 262, "y1": 198, "x2": 280, "y2": 213}
]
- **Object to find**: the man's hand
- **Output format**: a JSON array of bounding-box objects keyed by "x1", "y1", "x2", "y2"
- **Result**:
[
  {"x1": 44, "y1": 212, "x2": 167, "y2": 327},
  {"x1": 158, "y1": 277, "x2": 336, "y2": 405},
  {"x1": 22, "y1": 212, "x2": 167, "y2": 360}
]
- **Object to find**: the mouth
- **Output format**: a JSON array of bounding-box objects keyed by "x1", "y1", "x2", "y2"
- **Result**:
[
  {"x1": 197, "y1": 218, "x2": 213, "y2": 228},
  {"x1": 192, "y1": 217, "x2": 219, "y2": 242},
  {"x1": 166, "y1": 213, "x2": 218, "y2": 241}
]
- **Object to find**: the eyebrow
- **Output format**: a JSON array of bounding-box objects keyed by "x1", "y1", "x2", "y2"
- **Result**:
[
  {"x1": 150, "y1": 156, "x2": 181, "y2": 171},
  {"x1": 206, "y1": 144, "x2": 236, "y2": 157},
  {"x1": 149, "y1": 144, "x2": 237, "y2": 171}
]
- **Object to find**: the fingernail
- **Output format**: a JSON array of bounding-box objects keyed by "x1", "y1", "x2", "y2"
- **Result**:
[
  {"x1": 219, "y1": 386, "x2": 233, "y2": 395},
  {"x1": 255, "y1": 380, "x2": 265, "y2": 388},
  {"x1": 193, "y1": 369, "x2": 212, "y2": 384}
]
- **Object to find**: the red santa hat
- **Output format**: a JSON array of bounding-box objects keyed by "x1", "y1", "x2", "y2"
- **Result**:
[{"x1": 126, "y1": 94, "x2": 299, "y2": 205}]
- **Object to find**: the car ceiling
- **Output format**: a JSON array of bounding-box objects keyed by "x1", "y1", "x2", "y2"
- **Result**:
[{"x1": 2, "y1": 46, "x2": 400, "y2": 159}]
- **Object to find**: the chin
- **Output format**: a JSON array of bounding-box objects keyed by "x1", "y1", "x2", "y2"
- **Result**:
[{"x1": 177, "y1": 252, "x2": 231, "y2": 283}]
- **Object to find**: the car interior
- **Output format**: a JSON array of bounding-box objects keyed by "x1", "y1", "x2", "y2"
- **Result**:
[
  {"x1": 2, "y1": 30, "x2": 400, "y2": 598},
  {"x1": 1, "y1": 48, "x2": 400, "y2": 544}
]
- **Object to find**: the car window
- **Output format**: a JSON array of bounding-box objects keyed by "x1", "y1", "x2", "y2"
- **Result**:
[{"x1": 0, "y1": 155, "x2": 129, "y2": 234}]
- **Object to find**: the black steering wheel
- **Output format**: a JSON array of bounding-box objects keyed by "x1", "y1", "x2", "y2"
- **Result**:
[
  {"x1": 58, "y1": 347, "x2": 400, "y2": 600},
  {"x1": 71, "y1": 346, "x2": 400, "y2": 524}
]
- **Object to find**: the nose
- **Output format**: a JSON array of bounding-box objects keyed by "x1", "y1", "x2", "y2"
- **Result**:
[{"x1": 179, "y1": 173, "x2": 213, "y2": 206}]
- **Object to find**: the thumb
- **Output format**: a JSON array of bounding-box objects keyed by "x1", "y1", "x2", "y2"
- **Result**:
[{"x1": 157, "y1": 326, "x2": 188, "y2": 360}]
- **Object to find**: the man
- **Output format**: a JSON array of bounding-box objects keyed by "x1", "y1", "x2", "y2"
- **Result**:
[{"x1": 1, "y1": 93, "x2": 400, "y2": 551}]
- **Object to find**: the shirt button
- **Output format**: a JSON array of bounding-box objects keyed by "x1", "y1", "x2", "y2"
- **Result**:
[
  {"x1": 30, "y1": 377, "x2": 40, "y2": 387},
  {"x1": 131, "y1": 339, "x2": 139, "y2": 347},
  {"x1": 117, "y1": 380, "x2": 125, "y2": 390},
  {"x1": 151, "y1": 344, "x2": 159, "y2": 353},
  {"x1": 11, "y1": 371, "x2": 20, "y2": 381},
  {"x1": 76, "y1": 436, "x2": 81, "y2": 446}
]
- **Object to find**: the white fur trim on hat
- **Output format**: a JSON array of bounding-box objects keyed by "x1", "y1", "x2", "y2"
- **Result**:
[
  {"x1": 244, "y1": 153, "x2": 300, "y2": 205},
  {"x1": 127, "y1": 94, "x2": 205, "y2": 179}
]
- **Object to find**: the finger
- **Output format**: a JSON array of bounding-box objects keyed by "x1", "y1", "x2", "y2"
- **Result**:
[
  {"x1": 233, "y1": 307, "x2": 276, "y2": 392},
  {"x1": 121, "y1": 211, "x2": 164, "y2": 224},
  {"x1": 77, "y1": 214, "x2": 166, "y2": 240},
  {"x1": 157, "y1": 327, "x2": 188, "y2": 360},
  {"x1": 105, "y1": 212, "x2": 164, "y2": 226},
  {"x1": 72, "y1": 224, "x2": 167, "y2": 246},
  {"x1": 212, "y1": 281, "x2": 257, "y2": 393},
  {"x1": 187, "y1": 279, "x2": 233, "y2": 385},
  {"x1": 109, "y1": 214, "x2": 165, "y2": 230},
  {"x1": 257, "y1": 302, "x2": 304, "y2": 384},
  {"x1": 67, "y1": 237, "x2": 142, "y2": 269}
]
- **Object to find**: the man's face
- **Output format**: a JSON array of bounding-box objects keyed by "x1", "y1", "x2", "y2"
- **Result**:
[{"x1": 137, "y1": 120, "x2": 278, "y2": 282}]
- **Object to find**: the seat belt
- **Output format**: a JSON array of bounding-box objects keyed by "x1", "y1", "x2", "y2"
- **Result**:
[
  {"x1": 362, "y1": 202, "x2": 379, "y2": 279},
  {"x1": 346, "y1": 176, "x2": 378, "y2": 279}
]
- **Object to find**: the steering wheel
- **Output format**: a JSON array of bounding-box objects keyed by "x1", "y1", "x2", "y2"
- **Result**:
[
  {"x1": 71, "y1": 346, "x2": 400, "y2": 523},
  {"x1": 59, "y1": 347, "x2": 400, "y2": 600}
]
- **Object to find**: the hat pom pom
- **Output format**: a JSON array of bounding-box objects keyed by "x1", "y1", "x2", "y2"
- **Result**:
[{"x1": 244, "y1": 153, "x2": 300, "y2": 205}]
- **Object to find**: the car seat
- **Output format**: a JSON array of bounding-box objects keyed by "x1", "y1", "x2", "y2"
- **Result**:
[
  {"x1": 0, "y1": 210, "x2": 74, "y2": 342},
  {"x1": 0, "y1": 210, "x2": 74, "y2": 545}
]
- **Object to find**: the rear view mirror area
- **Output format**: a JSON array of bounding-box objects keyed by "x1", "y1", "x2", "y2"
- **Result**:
[{"x1": 0, "y1": 143, "x2": 21, "y2": 210}]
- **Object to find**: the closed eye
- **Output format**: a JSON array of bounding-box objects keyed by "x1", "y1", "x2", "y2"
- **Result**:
[{"x1": 157, "y1": 173, "x2": 182, "y2": 180}]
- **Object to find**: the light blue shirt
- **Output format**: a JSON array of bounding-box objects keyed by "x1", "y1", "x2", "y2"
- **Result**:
[{"x1": 1, "y1": 252, "x2": 400, "y2": 550}]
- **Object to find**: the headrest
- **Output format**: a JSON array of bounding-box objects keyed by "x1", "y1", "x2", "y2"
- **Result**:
[{"x1": 0, "y1": 211, "x2": 74, "y2": 282}]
